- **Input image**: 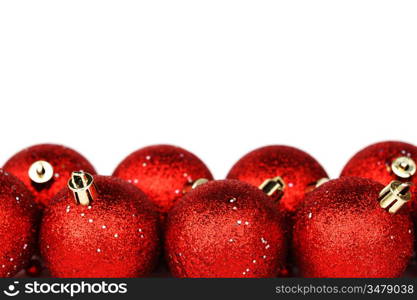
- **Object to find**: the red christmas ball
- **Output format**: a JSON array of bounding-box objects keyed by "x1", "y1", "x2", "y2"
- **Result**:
[
  {"x1": 227, "y1": 145, "x2": 328, "y2": 214},
  {"x1": 3, "y1": 144, "x2": 96, "y2": 208},
  {"x1": 165, "y1": 180, "x2": 288, "y2": 278},
  {"x1": 0, "y1": 170, "x2": 39, "y2": 277},
  {"x1": 40, "y1": 173, "x2": 160, "y2": 278},
  {"x1": 341, "y1": 141, "x2": 417, "y2": 217},
  {"x1": 293, "y1": 177, "x2": 414, "y2": 278},
  {"x1": 113, "y1": 145, "x2": 213, "y2": 214},
  {"x1": 25, "y1": 258, "x2": 43, "y2": 277}
]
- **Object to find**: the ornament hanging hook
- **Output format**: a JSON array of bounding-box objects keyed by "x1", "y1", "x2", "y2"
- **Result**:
[
  {"x1": 28, "y1": 160, "x2": 54, "y2": 184},
  {"x1": 391, "y1": 156, "x2": 416, "y2": 179},
  {"x1": 68, "y1": 171, "x2": 97, "y2": 206},
  {"x1": 378, "y1": 180, "x2": 412, "y2": 214}
]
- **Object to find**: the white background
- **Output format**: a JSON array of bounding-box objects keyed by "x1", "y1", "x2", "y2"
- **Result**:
[{"x1": 0, "y1": 1, "x2": 416, "y2": 180}]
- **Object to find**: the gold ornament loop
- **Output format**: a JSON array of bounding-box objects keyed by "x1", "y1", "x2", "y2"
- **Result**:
[
  {"x1": 259, "y1": 176, "x2": 285, "y2": 199},
  {"x1": 391, "y1": 156, "x2": 416, "y2": 179},
  {"x1": 378, "y1": 180, "x2": 412, "y2": 214},
  {"x1": 28, "y1": 160, "x2": 54, "y2": 184},
  {"x1": 68, "y1": 171, "x2": 97, "y2": 206}
]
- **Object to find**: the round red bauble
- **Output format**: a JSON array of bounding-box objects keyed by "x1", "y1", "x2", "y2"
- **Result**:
[
  {"x1": 227, "y1": 145, "x2": 328, "y2": 214},
  {"x1": 341, "y1": 141, "x2": 417, "y2": 217},
  {"x1": 25, "y1": 259, "x2": 43, "y2": 277},
  {"x1": 293, "y1": 177, "x2": 414, "y2": 278},
  {"x1": 0, "y1": 170, "x2": 39, "y2": 277},
  {"x1": 40, "y1": 174, "x2": 160, "y2": 278},
  {"x1": 113, "y1": 145, "x2": 213, "y2": 214},
  {"x1": 165, "y1": 180, "x2": 288, "y2": 278},
  {"x1": 3, "y1": 144, "x2": 96, "y2": 208}
]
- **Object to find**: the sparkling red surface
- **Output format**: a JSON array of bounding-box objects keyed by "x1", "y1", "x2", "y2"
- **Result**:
[
  {"x1": 341, "y1": 141, "x2": 417, "y2": 219},
  {"x1": 293, "y1": 177, "x2": 414, "y2": 278},
  {"x1": 113, "y1": 145, "x2": 213, "y2": 214},
  {"x1": 40, "y1": 176, "x2": 160, "y2": 278},
  {"x1": 0, "y1": 170, "x2": 39, "y2": 277},
  {"x1": 165, "y1": 180, "x2": 288, "y2": 278},
  {"x1": 227, "y1": 145, "x2": 328, "y2": 214},
  {"x1": 3, "y1": 144, "x2": 96, "y2": 208}
]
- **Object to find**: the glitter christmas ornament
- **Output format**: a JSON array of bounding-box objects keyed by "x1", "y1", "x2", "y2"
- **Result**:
[
  {"x1": 25, "y1": 259, "x2": 43, "y2": 277},
  {"x1": 165, "y1": 179, "x2": 288, "y2": 278},
  {"x1": 40, "y1": 172, "x2": 160, "y2": 278},
  {"x1": 341, "y1": 141, "x2": 417, "y2": 217},
  {"x1": 0, "y1": 170, "x2": 39, "y2": 278},
  {"x1": 293, "y1": 177, "x2": 414, "y2": 278},
  {"x1": 227, "y1": 145, "x2": 328, "y2": 214},
  {"x1": 3, "y1": 144, "x2": 96, "y2": 208},
  {"x1": 113, "y1": 145, "x2": 213, "y2": 214}
]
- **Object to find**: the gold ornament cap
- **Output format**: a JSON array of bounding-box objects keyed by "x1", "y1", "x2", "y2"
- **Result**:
[
  {"x1": 315, "y1": 177, "x2": 330, "y2": 188},
  {"x1": 391, "y1": 156, "x2": 416, "y2": 179},
  {"x1": 183, "y1": 178, "x2": 209, "y2": 194},
  {"x1": 28, "y1": 160, "x2": 54, "y2": 184},
  {"x1": 378, "y1": 180, "x2": 412, "y2": 214},
  {"x1": 68, "y1": 171, "x2": 97, "y2": 206},
  {"x1": 259, "y1": 176, "x2": 285, "y2": 199},
  {"x1": 191, "y1": 178, "x2": 209, "y2": 189}
]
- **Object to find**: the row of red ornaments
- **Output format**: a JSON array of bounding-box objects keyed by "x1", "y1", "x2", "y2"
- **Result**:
[{"x1": 0, "y1": 142, "x2": 416, "y2": 278}]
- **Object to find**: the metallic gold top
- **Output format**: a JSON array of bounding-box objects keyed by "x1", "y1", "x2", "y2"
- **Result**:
[
  {"x1": 391, "y1": 156, "x2": 416, "y2": 179},
  {"x1": 259, "y1": 176, "x2": 285, "y2": 199},
  {"x1": 191, "y1": 178, "x2": 209, "y2": 189},
  {"x1": 378, "y1": 180, "x2": 411, "y2": 214},
  {"x1": 315, "y1": 177, "x2": 330, "y2": 188},
  {"x1": 68, "y1": 171, "x2": 97, "y2": 206},
  {"x1": 28, "y1": 160, "x2": 54, "y2": 184}
]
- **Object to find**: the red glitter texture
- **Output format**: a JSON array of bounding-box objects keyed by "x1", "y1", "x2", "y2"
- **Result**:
[
  {"x1": 341, "y1": 141, "x2": 417, "y2": 218},
  {"x1": 3, "y1": 144, "x2": 96, "y2": 208},
  {"x1": 293, "y1": 177, "x2": 414, "y2": 278},
  {"x1": 165, "y1": 180, "x2": 288, "y2": 278},
  {"x1": 40, "y1": 176, "x2": 160, "y2": 278},
  {"x1": 227, "y1": 145, "x2": 328, "y2": 214},
  {"x1": 113, "y1": 145, "x2": 213, "y2": 214},
  {"x1": 0, "y1": 170, "x2": 39, "y2": 277}
]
